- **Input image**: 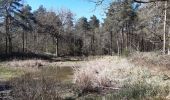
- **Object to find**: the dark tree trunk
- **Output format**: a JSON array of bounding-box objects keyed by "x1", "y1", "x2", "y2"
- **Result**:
[
  {"x1": 8, "y1": 37, "x2": 12, "y2": 53},
  {"x1": 110, "y1": 31, "x2": 113, "y2": 55},
  {"x1": 5, "y1": 36, "x2": 8, "y2": 54},
  {"x1": 5, "y1": 15, "x2": 9, "y2": 54},
  {"x1": 22, "y1": 31, "x2": 25, "y2": 52},
  {"x1": 25, "y1": 32, "x2": 28, "y2": 52}
]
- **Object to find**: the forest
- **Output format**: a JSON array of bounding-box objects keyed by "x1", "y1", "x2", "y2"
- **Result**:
[
  {"x1": 0, "y1": 0, "x2": 169, "y2": 57},
  {"x1": 0, "y1": 0, "x2": 170, "y2": 100}
]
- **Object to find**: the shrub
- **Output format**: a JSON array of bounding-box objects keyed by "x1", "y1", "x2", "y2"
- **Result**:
[
  {"x1": 73, "y1": 56, "x2": 134, "y2": 93},
  {"x1": 9, "y1": 67, "x2": 74, "y2": 100}
]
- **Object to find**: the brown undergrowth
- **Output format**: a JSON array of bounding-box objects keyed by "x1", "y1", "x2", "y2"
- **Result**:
[{"x1": 130, "y1": 52, "x2": 170, "y2": 76}]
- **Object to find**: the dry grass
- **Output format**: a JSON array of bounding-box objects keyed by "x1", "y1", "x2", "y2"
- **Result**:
[
  {"x1": 130, "y1": 52, "x2": 170, "y2": 76},
  {"x1": 0, "y1": 67, "x2": 25, "y2": 81},
  {"x1": 73, "y1": 56, "x2": 134, "y2": 92},
  {"x1": 4, "y1": 56, "x2": 107, "y2": 69},
  {"x1": 73, "y1": 56, "x2": 170, "y2": 99},
  {"x1": 9, "y1": 67, "x2": 75, "y2": 100},
  {"x1": 6, "y1": 59, "x2": 48, "y2": 68},
  {"x1": 1, "y1": 55, "x2": 170, "y2": 99},
  {"x1": 111, "y1": 66, "x2": 170, "y2": 100}
]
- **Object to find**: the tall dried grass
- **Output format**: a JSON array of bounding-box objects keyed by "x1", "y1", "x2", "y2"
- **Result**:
[
  {"x1": 73, "y1": 56, "x2": 170, "y2": 99},
  {"x1": 6, "y1": 60, "x2": 48, "y2": 68},
  {"x1": 9, "y1": 67, "x2": 74, "y2": 100},
  {"x1": 73, "y1": 56, "x2": 133, "y2": 92},
  {"x1": 130, "y1": 52, "x2": 170, "y2": 70}
]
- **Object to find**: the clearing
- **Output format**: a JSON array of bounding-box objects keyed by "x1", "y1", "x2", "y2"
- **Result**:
[{"x1": 0, "y1": 55, "x2": 170, "y2": 99}]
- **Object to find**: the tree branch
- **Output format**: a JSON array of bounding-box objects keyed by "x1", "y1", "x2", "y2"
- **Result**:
[
  {"x1": 88, "y1": 0, "x2": 105, "y2": 5},
  {"x1": 134, "y1": 0, "x2": 167, "y2": 3},
  {"x1": 89, "y1": 0, "x2": 168, "y2": 4}
]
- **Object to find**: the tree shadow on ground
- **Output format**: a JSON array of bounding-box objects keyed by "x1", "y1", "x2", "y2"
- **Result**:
[{"x1": 0, "y1": 52, "x2": 84, "y2": 62}]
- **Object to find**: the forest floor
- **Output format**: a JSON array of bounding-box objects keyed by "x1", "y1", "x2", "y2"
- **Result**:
[{"x1": 0, "y1": 53, "x2": 170, "y2": 99}]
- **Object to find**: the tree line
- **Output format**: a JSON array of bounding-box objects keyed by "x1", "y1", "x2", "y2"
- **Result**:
[
  {"x1": 0, "y1": 0, "x2": 170, "y2": 57},
  {"x1": 95, "y1": 0, "x2": 170, "y2": 55}
]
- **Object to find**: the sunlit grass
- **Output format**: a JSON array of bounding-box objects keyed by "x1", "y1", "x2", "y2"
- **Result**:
[
  {"x1": 73, "y1": 56, "x2": 170, "y2": 99},
  {"x1": 0, "y1": 66, "x2": 25, "y2": 80},
  {"x1": 0, "y1": 55, "x2": 170, "y2": 99}
]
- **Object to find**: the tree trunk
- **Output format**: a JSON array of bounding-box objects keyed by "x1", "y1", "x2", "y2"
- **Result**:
[
  {"x1": 92, "y1": 32, "x2": 95, "y2": 55},
  {"x1": 25, "y1": 32, "x2": 28, "y2": 52},
  {"x1": 5, "y1": 36, "x2": 8, "y2": 54},
  {"x1": 168, "y1": 28, "x2": 170, "y2": 55},
  {"x1": 5, "y1": 16, "x2": 8, "y2": 54},
  {"x1": 5, "y1": 14, "x2": 12, "y2": 54},
  {"x1": 45, "y1": 36, "x2": 48, "y2": 53},
  {"x1": 117, "y1": 39, "x2": 120, "y2": 56},
  {"x1": 55, "y1": 38, "x2": 58, "y2": 56},
  {"x1": 122, "y1": 27, "x2": 125, "y2": 51},
  {"x1": 8, "y1": 16, "x2": 12, "y2": 53},
  {"x1": 163, "y1": 0, "x2": 167, "y2": 55},
  {"x1": 55, "y1": 35, "x2": 59, "y2": 57},
  {"x1": 91, "y1": 35, "x2": 93, "y2": 55},
  {"x1": 22, "y1": 31, "x2": 25, "y2": 52},
  {"x1": 110, "y1": 31, "x2": 113, "y2": 56},
  {"x1": 167, "y1": 2, "x2": 170, "y2": 55},
  {"x1": 126, "y1": 23, "x2": 128, "y2": 51},
  {"x1": 8, "y1": 37, "x2": 12, "y2": 53}
]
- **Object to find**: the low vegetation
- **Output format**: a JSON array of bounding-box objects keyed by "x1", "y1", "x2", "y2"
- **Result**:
[
  {"x1": 130, "y1": 52, "x2": 170, "y2": 76},
  {"x1": 0, "y1": 0, "x2": 170, "y2": 99},
  {"x1": 74, "y1": 56, "x2": 170, "y2": 99},
  {"x1": 0, "y1": 54, "x2": 170, "y2": 99},
  {"x1": 6, "y1": 59, "x2": 47, "y2": 68},
  {"x1": 0, "y1": 67, "x2": 25, "y2": 80},
  {"x1": 9, "y1": 67, "x2": 75, "y2": 100},
  {"x1": 73, "y1": 57, "x2": 131, "y2": 92}
]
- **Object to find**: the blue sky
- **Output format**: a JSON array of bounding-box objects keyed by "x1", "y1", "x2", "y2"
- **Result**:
[{"x1": 25, "y1": 0, "x2": 106, "y2": 22}]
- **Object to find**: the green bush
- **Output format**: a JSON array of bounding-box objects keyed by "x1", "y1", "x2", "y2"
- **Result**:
[{"x1": 122, "y1": 49, "x2": 130, "y2": 57}]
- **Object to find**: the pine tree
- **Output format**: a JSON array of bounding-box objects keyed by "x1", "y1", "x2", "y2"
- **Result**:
[
  {"x1": 0, "y1": 0, "x2": 24, "y2": 54},
  {"x1": 89, "y1": 15, "x2": 99, "y2": 55}
]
